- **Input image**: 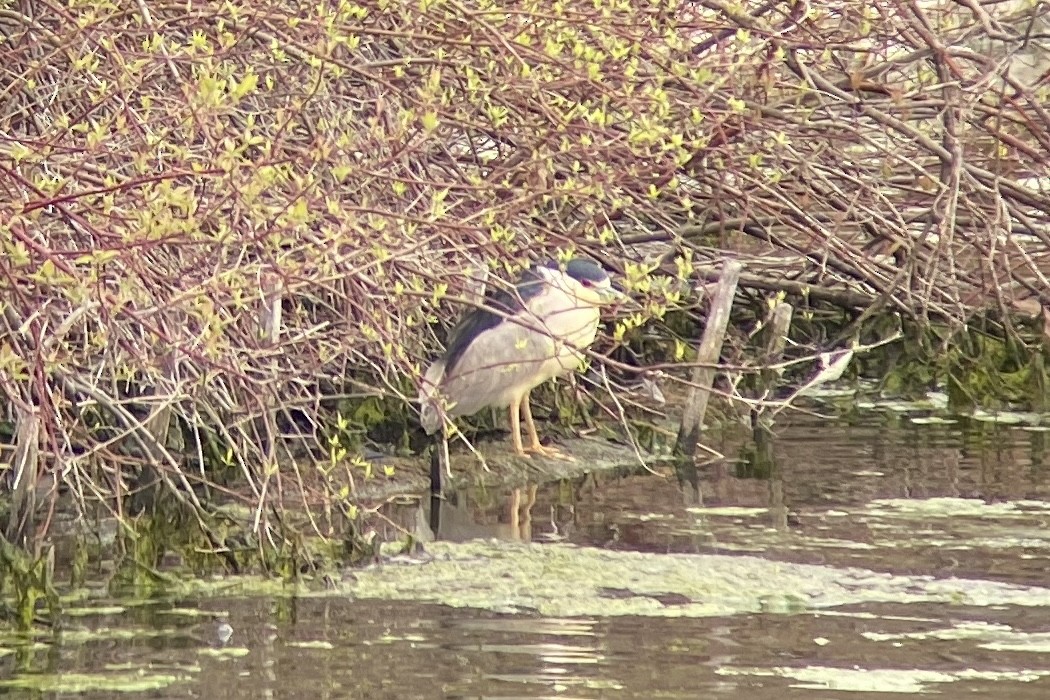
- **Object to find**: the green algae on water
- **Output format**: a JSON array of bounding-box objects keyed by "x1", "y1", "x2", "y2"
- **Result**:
[
  {"x1": 342, "y1": 540, "x2": 1050, "y2": 618},
  {"x1": 0, "y1": 671, "x2": 191, "y2": 693}
]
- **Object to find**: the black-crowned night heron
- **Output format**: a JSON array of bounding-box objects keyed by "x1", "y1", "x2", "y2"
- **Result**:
[{"x1": 420, "y1": 258, "x2": 622, "y2": 458}]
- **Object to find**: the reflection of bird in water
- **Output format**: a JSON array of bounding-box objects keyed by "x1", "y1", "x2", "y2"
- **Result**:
[
  {"x1": 419, "y1": 258, "x2": 622, "y2": 458},
  {"x1": 428, "y1": 485, "x2": 539, "y2": 542}
]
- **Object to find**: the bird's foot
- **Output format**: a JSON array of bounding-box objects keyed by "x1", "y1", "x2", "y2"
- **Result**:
[{"x1": 525, "y1": 443, "x2": 575, "y2": 461}]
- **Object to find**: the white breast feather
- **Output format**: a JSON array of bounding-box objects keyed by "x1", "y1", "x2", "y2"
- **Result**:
[{"x1": 419, "y1": 271, "x2": 603, "y2": 426}]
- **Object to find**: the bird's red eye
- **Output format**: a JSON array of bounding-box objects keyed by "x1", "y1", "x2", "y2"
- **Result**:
[{"x1": 580, "y1": 279, "x2": 594, "y2": 288}]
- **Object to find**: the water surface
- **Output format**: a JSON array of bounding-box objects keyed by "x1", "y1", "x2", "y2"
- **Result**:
[{"x1": 4, "y1": 408, "x2": 1050, "y2": 698}]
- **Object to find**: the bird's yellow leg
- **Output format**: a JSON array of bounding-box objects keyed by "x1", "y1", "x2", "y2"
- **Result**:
[
  {"x1": 509, "y1": 396, "x2": 529, "y2": 458},
  {"x1": 520, "y1": 391, "x2": 543, "y2": 451},
  {"x1": 521, "y1": 390, "x2": 574, "y2": 461}
]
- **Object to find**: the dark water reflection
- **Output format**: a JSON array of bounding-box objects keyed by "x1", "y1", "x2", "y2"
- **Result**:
[
  {"x1": 4, "y1": 411, "x2": 1050, "y2": 698},
  {"x1": 428, "y1": 412, "x2": 1050, "y2": 585}
]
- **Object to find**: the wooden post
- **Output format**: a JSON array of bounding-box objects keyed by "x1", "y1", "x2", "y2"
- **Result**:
[
  {"x1": 131, "y1": 352, "x2": 180, "y2": 513},
  {"x1": 430, "y1": 434, "x2": 451, "y2": 494},
  {"x1": 463, "y1": 263, "x2": 490, "y2": 307},
  {"x1": 675, "y1": 260, "x2": 742, "y2": 458},
  {"x1": 256, "y1": 271, "x2": 283, "y2": 468},
  {"x1": 260, "y1": 271, "x2": 283, "y2": 346},
  {"x1": 143, "y1": 355, "x2": 178, "y2": 456},
  {"x1": 5, "y1": 405, "x2": 40, "y2": 546},
  {"x1": 752, "y1": 301, "x2": 794, "y2": 430}
]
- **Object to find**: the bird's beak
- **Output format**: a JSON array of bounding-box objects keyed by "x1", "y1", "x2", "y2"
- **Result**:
[{"x1": 598, "y1": 285, "x2": 627, "y2": 305}]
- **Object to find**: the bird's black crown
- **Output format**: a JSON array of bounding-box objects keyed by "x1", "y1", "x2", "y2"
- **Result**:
[{"x1": 545, "y1": 258, "x2": 609, "y2": 285}]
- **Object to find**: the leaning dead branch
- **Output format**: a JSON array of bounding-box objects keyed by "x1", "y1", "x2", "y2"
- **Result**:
[{"x1": 677, "y1": 260, "x2": 743, "y2": 457}]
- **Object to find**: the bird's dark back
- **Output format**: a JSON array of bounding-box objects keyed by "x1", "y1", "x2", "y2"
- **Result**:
[{"x1": 442, "y1": 268, "x2": 545, "y2": 374}]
